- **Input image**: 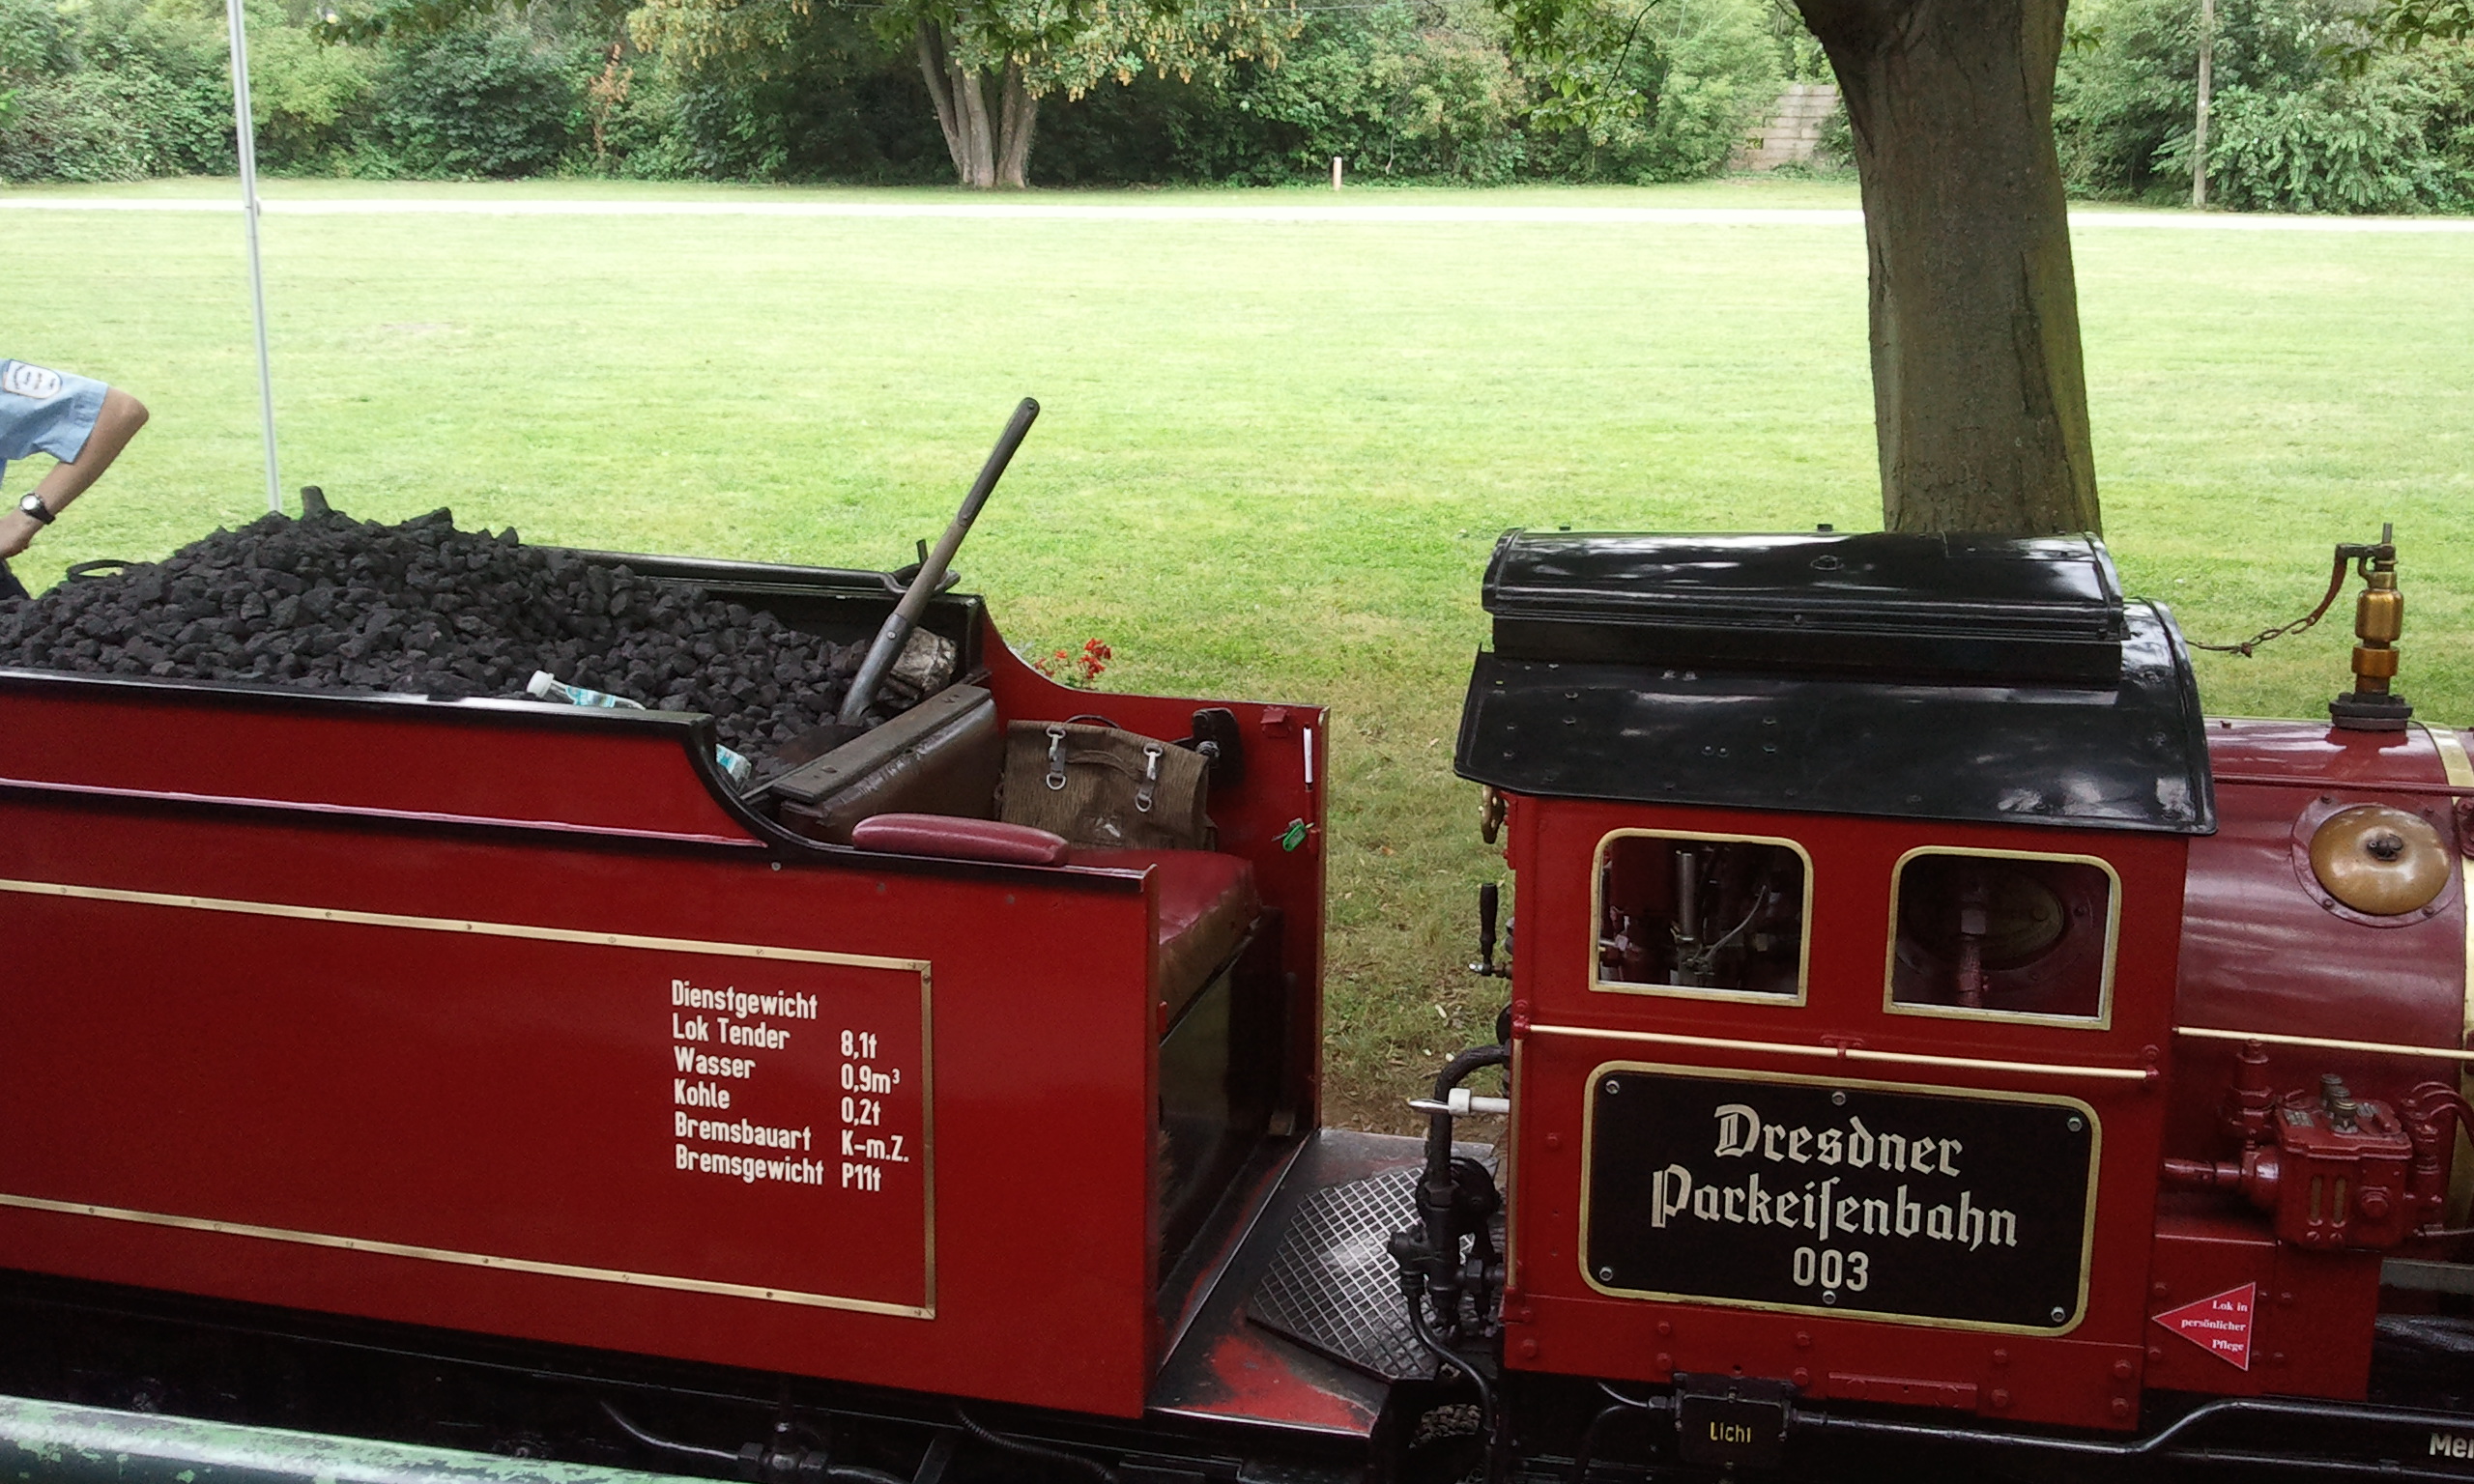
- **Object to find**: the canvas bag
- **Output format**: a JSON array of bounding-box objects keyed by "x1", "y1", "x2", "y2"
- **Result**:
[{"x1": 998, "y1": 720, "x2": 1211, "y2": 851}]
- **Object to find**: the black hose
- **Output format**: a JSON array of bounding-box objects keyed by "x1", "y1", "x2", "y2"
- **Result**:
[
  {"x1": 950, "y1": 1406, "x2": 1118, "y2": 1484},
  {"x1": 598, "y1": 1401, "x2": 907, "y2": 1484},
  {"x1": 599, "y1": 1402, "x2": 740, "y2": 1466},
  {"x1": 1568, "y1": 1384, "x2": 1663, "y2": 1482}
]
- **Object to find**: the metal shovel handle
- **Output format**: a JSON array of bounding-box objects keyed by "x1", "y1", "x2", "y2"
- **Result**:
[{"x1": 838, "y1": 397, "x2": 1040, "y2": 725}]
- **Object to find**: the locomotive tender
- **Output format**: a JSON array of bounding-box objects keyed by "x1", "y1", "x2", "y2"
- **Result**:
[{"x1": 5, "y1": 522, "x2": 2474, "y2": 1482}]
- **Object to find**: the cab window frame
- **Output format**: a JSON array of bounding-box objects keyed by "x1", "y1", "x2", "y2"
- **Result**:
[
  {"x1": 1589, "y1": 828, "x2": 1815, "y2": 1007},
  {"x1": 1879, "y1": 844, "x2": 2121, "y2": 1032}
]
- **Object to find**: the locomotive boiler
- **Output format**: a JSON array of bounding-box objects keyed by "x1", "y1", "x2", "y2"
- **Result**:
[{"x1": 2, "y1": 517, "x2": 2472, "y2": 1483}]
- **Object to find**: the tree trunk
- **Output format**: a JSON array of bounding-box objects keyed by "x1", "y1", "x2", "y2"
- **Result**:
[
  {"x1": 995, "y1": 61, "x2": 1038, "y2": 188},
  {"x1": 914, "y1": 21, "x2": 996, "y2": 187},
  {"x1": 1793, "y1": 0, "x2": 2102, "y2": 536}
]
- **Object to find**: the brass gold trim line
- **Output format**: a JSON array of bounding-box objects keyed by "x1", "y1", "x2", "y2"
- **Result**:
[
  {"x1": 0, "y1": 1193, "x2": 931, "y2": 1319},
  {"x1": 0, "y1": 774, "x2": 757, "y2": 848},
  {"x1": 2177, "y1": 1024, "x2": 2474, "y2": 1064},
  {"x1": 0, "y1": 878, "x2": 929, "y2": 973},
  {"x1": 1524, "y1": 1023, "x2": 2150, "y2": 1082}
]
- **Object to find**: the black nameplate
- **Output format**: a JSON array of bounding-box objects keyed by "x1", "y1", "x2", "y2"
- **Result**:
[{"x1": 1584, "y1": 1067, "x2": 2096, "y2": 1330}]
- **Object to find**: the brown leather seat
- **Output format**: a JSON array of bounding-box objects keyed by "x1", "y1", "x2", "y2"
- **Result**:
[{"x1": 1069, "y1": 847, "x2": 1259, "y2": 1024}]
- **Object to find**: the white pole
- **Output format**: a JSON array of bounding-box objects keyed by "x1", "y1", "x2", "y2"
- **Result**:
[
  {"x1": 2193, "y1": 0, "x2": 2214, "y2": 210},
  {"x1": 223, "y1": 0, "x2": 283, "y2": 514}
]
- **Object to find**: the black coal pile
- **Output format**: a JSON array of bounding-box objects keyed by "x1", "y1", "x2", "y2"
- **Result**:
[{"x1": 0, "y1": 504, "x2": 913, "y2": 769}]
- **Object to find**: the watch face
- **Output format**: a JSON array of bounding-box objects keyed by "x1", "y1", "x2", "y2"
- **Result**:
[{"x1": 19, "y1": 496, "x2": 51, "y2": 523}]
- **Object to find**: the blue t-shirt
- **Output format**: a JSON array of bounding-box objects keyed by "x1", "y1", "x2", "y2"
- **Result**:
[
  {"x1": 1, "y1": 359, "x2": 109, "y2": 601},
  {"x1": 1, "y1": 359, "x2": 108, "y2": 489}
]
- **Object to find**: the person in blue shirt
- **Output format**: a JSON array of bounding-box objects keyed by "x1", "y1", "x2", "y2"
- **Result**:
[{"x1": 0, "y1": 359, "x2": 150, "y2": 602}]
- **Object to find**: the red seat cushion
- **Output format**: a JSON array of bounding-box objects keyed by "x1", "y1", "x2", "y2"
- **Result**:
[
  {"x1": 851, "y1": 813, "x2": 1070, "y2": 866},
  {"x1": 1069, "y1": 847, "x2": 1260, "y2": 1021}
]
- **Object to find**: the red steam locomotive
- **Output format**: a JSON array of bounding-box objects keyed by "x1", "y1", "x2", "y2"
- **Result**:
[{"x1": 3, "y1": 516, "x2": 2472, "y2": 1483}]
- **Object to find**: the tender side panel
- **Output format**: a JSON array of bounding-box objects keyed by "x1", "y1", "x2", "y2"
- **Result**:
[
  {"x1": 0, "y1": 793, "x2": 1161, "y2": 1418},
  {"x1": 0, "y1": 672, "x2": 754, "y2": 842}
]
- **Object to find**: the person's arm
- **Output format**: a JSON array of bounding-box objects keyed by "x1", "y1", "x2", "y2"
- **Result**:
[{"x1": 0, "y1": 386, "x2": 148, "y2": 561}]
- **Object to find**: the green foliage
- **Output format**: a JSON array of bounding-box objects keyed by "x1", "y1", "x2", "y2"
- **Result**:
[
  {"x1": 1369, "y1": 6, "x2": 1528, "y2": 181},
  {"x1": 0, "y1": 0, "x2": 1787, "y2": 186},
  {"x1": 365, "y1": 22, "x2": 580, "y2": 176},
  {"x1": 2057, "y1": 0, "x2": 2474, "y2": 211},
  {"x1": 2189, "y1": 61, "x2": 2474, "y2": 209},
  {"x1": 0, "y1": 0, "x2": 237, "y2": 182},
  {"x1": 1035, "y1": 0, "x2": 1778, "y2": 185},
  {"x1": 651, "y1": 4, "x2": 945, "y2": 180},
  {"x1": 248, "y1": 21, "x2": 378, "y2": 164},
  {"x1": 1528, "y1": 0, "x2": 1778, "y2": 182}
]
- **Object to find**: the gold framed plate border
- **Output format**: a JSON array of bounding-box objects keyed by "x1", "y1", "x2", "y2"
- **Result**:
[
  {"x1": 1588, "y1": 828, "x2": 1815, "y2": 1007},
  {"x1": 0, "y1": 875, "x2": 938, "y2": 1320},
  {"x1": 1574, "y1": 1059, "x2": 2101, "y2": 1338},
  {"x1": 1878, "y1": 845, "x2": 2121, "y2": 1032}
]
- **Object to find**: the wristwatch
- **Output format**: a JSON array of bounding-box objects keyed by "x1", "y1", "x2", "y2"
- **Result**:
[{"x1": 17, "y1": 494, "x2": 53, "y2": 526}]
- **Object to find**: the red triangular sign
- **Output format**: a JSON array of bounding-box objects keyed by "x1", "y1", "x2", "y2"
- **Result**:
[{"x1": 2153, "y1": 1283, "x2": 2256, "y2": 1371}]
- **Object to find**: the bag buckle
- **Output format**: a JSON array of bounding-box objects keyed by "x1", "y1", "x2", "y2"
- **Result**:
[
  {"x1": 1045, "y1": 724, "x2": 1069, "y2": 791},
  {"x1": 1136, "y1": 743, "x2": 1162, "y2": 813}
]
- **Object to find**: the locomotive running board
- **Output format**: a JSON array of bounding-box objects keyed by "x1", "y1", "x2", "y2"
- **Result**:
[{"x1": 1797, "y1": 1393, "x2": 2474, "y2": 1479}]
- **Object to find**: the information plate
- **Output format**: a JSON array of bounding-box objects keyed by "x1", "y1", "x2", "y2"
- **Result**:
[{"x1": 1583, "y1": 1065, "x2": 2096, "y2": 1331}]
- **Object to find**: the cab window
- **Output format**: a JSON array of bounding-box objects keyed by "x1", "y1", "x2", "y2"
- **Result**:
[
  {"x1": 1885, "y1": 849, "x2": 2117, "y2": 1026},
  {"x1": 1594, "y1": 832, "x2": 1809, "y2": 1001}
]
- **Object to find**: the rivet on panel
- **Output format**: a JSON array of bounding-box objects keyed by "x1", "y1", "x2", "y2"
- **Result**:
[
  {"x1": 1655, "y1": 1353, "x2": 1673, "y2": 1372},
  {"x1": 1794, "y1": 1331, "x2": 1811, "y2": 1350},
  {"x1": 2111, "y1": 1398, "x2": 2132, "y2": 1421},
  {"x1": 1656, "y1": 1320, "x2": 1674, "y2": 1338},
  {"x1": 2112, "y1": 1359, "x2": 2134, "y2": 1381},
  {"x1": 1518, "y1": 1338, "x2": 1539, "y2": 1357},
  {"x1": 1791, "y1": 1368, "x2": 1811, "y2": 1388},
  {"x1": 1990, "y1": 1348, "x2": 2009, "y2": 1367},
  {"x1": 2152, "y1": 1282, "x2": 2170, "y2": 1299},
  {"x1": 1989, "y1": 1389, "x2": 2011, "y2": 1411}
]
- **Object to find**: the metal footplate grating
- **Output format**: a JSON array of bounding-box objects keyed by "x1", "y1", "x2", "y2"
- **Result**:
[{"x1": 1245, "y1": 1167, "x2": 1435, "y2": 1383}]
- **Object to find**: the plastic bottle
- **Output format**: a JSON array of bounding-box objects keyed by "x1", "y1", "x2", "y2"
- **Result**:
[
  {"x1": 527, "y1": 671, "x2": 754, "y2": 787},
  {"x1": 527, "y1": 671, "x2": 647, "y2": 710}
]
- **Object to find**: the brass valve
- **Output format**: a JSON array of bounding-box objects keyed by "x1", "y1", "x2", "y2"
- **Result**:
[{"x1": 2331, "y1": 524, "x2": 2412, "y2": 732}]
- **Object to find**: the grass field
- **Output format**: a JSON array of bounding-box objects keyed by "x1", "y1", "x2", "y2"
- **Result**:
[{"x1": 9, "y1": 176, "x2": 2473, "y2": 1127}]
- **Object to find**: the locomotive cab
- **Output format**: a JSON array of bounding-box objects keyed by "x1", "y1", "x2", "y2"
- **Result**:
[{"x1": 1459, "y1": 529, "x2": 2216, "y2": 1434}]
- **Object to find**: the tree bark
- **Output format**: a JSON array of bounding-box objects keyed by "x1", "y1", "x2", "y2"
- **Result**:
[
  {"x1": 915, "y1": 23, "x2": 969, "y2": 179},
  {"x1": 914, "y1": 21, "x2": 997, "y2": 186},
  {"x1": 995, "y1": 60, "x2": 1037, "y2": 188},
  {"x1": 1793, "y1": 0, "x2": 2102, "y2": 536}
]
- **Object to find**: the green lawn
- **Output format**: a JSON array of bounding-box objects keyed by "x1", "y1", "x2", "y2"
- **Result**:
[{"x1": 9, "y1": 177, "x2": 2472, "y2": 1127}]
